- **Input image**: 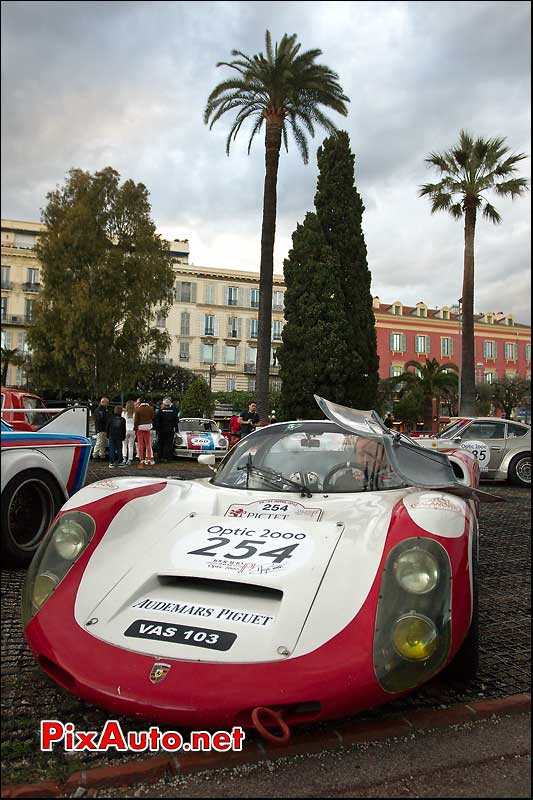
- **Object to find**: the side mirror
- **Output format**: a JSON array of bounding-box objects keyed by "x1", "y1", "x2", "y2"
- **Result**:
[
  {"x1": 198, "y1": 453, "x2": 216, "y2": 471},
  {"x1": 452, "y1": 436, "x2": 462, "y2": 443}
]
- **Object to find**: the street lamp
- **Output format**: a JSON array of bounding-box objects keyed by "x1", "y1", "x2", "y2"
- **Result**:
[{"x1": 208, "y1": 362, "x2": 217, "y2": 390}]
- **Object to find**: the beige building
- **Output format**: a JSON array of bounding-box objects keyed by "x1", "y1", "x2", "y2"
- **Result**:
[{"x1": 1, "y1": 219, "x2": 285, "y2": 393}]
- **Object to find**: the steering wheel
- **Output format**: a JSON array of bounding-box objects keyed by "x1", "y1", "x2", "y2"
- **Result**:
[{"x1": 323, "y1": 461, "x2": 368, "y2": 492}]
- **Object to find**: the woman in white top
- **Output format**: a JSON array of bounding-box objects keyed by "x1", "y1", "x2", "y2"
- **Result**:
[{"x1": 122, "y1": 400, "x2": 136, "y2": 465}]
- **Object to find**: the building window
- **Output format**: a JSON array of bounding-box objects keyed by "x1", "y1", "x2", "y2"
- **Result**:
[
  {"x1": 226, "y1": 377, "x2": 236, "y2": 392},
  {"x1": 250, "y1": 288, "x2": 259, "y2": 309},
  {"x1": 417, "y1": 306, "x2": 427, "y2": 317},
  {"x1": 175, "y1": 281, "x2": 196, "y2": 303},
  {"x1": 526, "y1": 344, "x2": 531, "y2": 362},
  {"x1": 273, "y1": 291, "x2": 284, "y2": 310},
  {"x1": 179, "y1": 342, "x2": 190, "y2": 361},
  {"x1": 227, "y1": 286, "x2": 239, "y2": 306},
  {"x1": 270, "y1": 378, "x2": 282, "y2": 393},
  {"x1": 507, "y1": 317, "x2": 514, "y2": 326},
  {"x1": 390, "y1": 333, "x2": 406, "y2": 353},
  {"x1": 204, "y1": 284, "x2": 216, "y2": 304},
  {"x1": 204, "y1": 314, "x2": 215, "y2": 336},
  {"x1": 415, "y1": 335, "x2": 430, "y2": 355},
  {"x1": 441, "y1": 337, "x2": 454, "y2": 357},
  {"x1": 202, "y1": 343, "x2": 215, "y2": 363},
  {"x1": 390, "y1": 365, "x2": 403, "y2": 377},
  {"x1": 224, "y1": 345, "x2": 239, "y2": 366},
  {"x1": 483, "y1": 371, "x2": 496, "y2": 384},
  {"x1": 272, "y1": 320, "x2": 282, "y2": 340},
  {"x1": 504, "y1": 342, "x2": 518, "y2": 361},
  {"x1": 27, "y1": 268, "x2": 39, "y2": 285},
  {"x1": 15, "y1": 234, "x2": 36, "y2": 249},
  {"x1": 155, "y1": 310, "x2": 166, "y2": 328},
  {"x1": 442, "y1": 309, "x2": 449, "y2": 320},
  {"x1": 227, "y1": 317, "x2": 241, "y2": 338},
  {"x1": 483, "y1": 341, "x2": 497, "y2": 359},
  {"x1": 180, "y1": 311, "x2": 190, "y2": 336},
  {"x1": 1, "y1": 297, "x2": 7, "y2": 321},
  {"x1": 392, "y1": 304, "x2": 402, "y2": 315},
  {"x1": 1, "y1": 330, "x2": 13, "y2": 349},
  {"x1": 1, "y1": 265, "x2": 11, "y2": 289},
  {"x1": 25, "y1": 299, "x2": 34, "y2": 322},
  {"x1": 271, "y1": 349, "x2": 279, "y2": 367},
  {"x1": 249, "y1": 319, "x2": 259, "y2": 339},
  {"x1": 248, "y1": 378, "x2": 256, "y2": 392}
]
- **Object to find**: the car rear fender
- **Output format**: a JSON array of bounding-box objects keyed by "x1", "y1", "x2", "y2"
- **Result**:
[{"x1": 1, "y1": 448, "x2": 68, "y2": 500}]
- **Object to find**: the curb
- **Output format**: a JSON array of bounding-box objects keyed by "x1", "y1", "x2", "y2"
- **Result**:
[{"x1": 2, "y1": 694, "x2": 530, "y2": 798}]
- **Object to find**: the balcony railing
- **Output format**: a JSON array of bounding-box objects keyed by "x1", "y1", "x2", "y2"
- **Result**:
[
  {"x1": 1, "y1": 281, "x2": 13, "y2": 290},
  {"x1": 244, "y1": 363, "x2": 256, "y2": 373},
  {"x1": 1, "y1": 314, "x2": 34, "y2": 325},
  {"x1": 22, "y1": 282, "x2": 41, "y2": 293}
]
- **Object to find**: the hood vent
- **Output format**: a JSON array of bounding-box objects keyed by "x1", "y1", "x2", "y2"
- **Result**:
[{"x1": 157, "y1": 575, "x2": 283, "y2": 603}]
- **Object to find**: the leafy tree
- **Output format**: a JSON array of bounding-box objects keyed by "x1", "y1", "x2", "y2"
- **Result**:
[
  {"x1": 1, "y1": 347, "x2": 26, "y2": 386},
  {"x1": 375, "y1": 378, "x2": 397, "y2": 418},
  {"x1": 420, "y1": 131, "x2": 528, "y2": 415},
  {"x1": 279, "y1": 131, "x2": 379, "y2": 417},
  {"x1": 397, "y1": 358, "x2": 458, "y2": 431},
  {"x1": 491, "y1": 376, "x2": 531, "y2": 419},
  {"x1": 205, "y1": 30, "x2": 349, "y2": 422},
  {"x1": 278, "y1": 213, "x2": 353, "y2": 418},
  {"x1": 180, "y1": 378, "x2": 214, "y2": 418},
  {"x1": 27, "y1": 167, "x2": 175, "y2": 397},
  {"x1": 136, "y1": 362, "x2": 196, "y2": 398},
  {"x1": 475, "y1": 381, "x2": 494, "y2": 416},
  {"x1": 394, "y1": 384, "x2": 424, "y2": 431}
]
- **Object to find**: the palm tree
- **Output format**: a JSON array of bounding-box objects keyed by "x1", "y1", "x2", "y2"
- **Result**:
[
  {"x1": 1, "y1": 347, "x2": 25, "y2": 386},
  {"x1": 397, "y1": 358, "x2": 459, "y2": 431},
  {"x1": 420, "y1": 131, "x2": 528, "y2": 415},
  {"x1": 205, "y1": 31, "x2": 349, "y2": 421}
]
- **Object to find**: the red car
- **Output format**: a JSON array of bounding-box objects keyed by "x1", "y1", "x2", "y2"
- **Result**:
[{"x1": 1, "y1": 388, "x2": 49, "y2": 431}]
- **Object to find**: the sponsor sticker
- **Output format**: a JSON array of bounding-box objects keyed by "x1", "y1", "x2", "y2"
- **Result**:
[
  {"x1": 125, "y1": 620, "x2": 236, "y2": 651},
  {"x1": 404, "y1": 492, "x2": 467, "y2": 538},
  {"x1": 91, "y1": 480, "x2": 121, "y2": 489},
  {"x1": 225, "y1": 498, "x2": 322, "y2": 521},
  {"x1": 131, "y1": 597, "x2": 274, "y2": 627},
  {"x1": 173, "y1": 521, "x2": 314, "y2": 576},
  {"x1": 460, "y1": 440, "x2": 490, "y2": 471}
]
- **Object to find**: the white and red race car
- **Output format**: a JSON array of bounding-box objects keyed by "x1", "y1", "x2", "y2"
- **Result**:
[
  {"x1": 22, "y1": 397, "x2": 499, "y2": 735},
  {"x1": 174, "y1": 417, "x2": 229, "y2": 459}
]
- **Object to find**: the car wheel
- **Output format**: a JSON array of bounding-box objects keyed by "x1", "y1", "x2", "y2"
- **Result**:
[
  {"x1": 1, "y1": 469, "x2": 64, "y2": 567},
  {"x1": 443, "y1": 531, "x2": 479, "y2": 683},
  {"x1": 508, "y1": 452, "x2": 531, "y2": 488}
]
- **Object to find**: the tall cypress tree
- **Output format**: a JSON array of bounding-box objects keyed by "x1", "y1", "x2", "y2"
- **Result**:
[{"x1": 279, "y1": 131, "x2": 379, "y2": 417}]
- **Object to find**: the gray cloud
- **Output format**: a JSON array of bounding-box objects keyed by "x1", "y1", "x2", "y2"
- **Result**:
[{"x1": 1, "y1": 0, "x2": 531, "y2": 322}]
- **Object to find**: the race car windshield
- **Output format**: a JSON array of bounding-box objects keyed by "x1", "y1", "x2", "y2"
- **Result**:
[
  {"x1": 179, "y1": 420, "x2": 218, "y2": 433},
  {"x1": 213, "y1": 422, "x2": 406, "y2": 494}
]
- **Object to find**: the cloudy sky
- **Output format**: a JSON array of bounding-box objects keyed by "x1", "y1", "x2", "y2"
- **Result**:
[{"x1": 1, "y1": 1, "x2": 531, "y2": 322}]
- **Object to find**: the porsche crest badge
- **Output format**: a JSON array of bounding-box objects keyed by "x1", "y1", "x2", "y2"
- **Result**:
[{"x1": 150, "y1": 662, "x2": 171, "y2": 684}]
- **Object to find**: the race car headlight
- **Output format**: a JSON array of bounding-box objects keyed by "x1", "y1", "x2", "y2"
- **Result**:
[
  {"x1": 392, "y1": 613, "x2": 438, "y2": 660},
  {"x1": 22, "y1": 511, "x2": 96, "y2": 627},
  {"x1": 373, "y1": 537, "x2": 452, "y2": 693},
  {"x1": 393, "y1": 548, "x2": 439, "y2": 594}
]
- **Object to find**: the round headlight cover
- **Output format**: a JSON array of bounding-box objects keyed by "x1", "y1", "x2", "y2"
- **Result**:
[
  {"x1": 392, "y1": 612, "x2": 438, "y2": 661},
  {"x1": 393, "y1": 547, "x2": 439, "y2": 594},
  {"x1": 54, "y1": 519, "x2": 88, "y2": 560}
]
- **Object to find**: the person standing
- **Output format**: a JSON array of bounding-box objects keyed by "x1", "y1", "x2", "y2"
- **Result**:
[
  {"x1": 122, "y1": 399, "x2": 136, "y2": 465},
  {"x1": 384, "y1": 412, "x2": 394, "y2": 430},
  {"x1": 238, "y1": 401, "x2": 260, "y2": 438},
  {"x1": 134, "y1": 398, "x2": 155, "y2": 467},
  {"x1": 229, "y1": 414, "x2": 241, "y2": 446},
  {"x1": 155, "y1": 397, "x2": 179, "y2": 462},
  {"x1": 92, "y1": 397, "x2": 110, "y2": 460},
  {"x1": 106, "y1": 405, "x2": 126, "y2": 468}
]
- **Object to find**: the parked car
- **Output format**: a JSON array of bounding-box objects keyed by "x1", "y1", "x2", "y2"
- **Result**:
[
  {"x1": 22, "y1": 396, "x2": 498, "y2": 732},
  {"x1": 1, "y1": 407, "x2": 92, "y2": 565},
  {"x1": 1, "y1": 387, "x2": 49, "y2": 431},
  {"x1": 416, "y1": 417, "x2": 530, "y2": 487},
  {"x1": 174, "y1": 417, "x2": 229, "y2": 459}
]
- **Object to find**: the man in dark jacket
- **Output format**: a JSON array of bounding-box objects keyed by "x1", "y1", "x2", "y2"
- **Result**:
[
  {"x1": 155, "y1": 397, "x2": 179, "y2": 462},
  {"x1": 106, "y1": 405, "x2": 126, "y2": 467},
  {"x1": 92, "y1": 397, "x2": 110, "y2": 460}
]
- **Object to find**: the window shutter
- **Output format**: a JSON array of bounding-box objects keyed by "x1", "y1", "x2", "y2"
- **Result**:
[
  {"x1": 390, "y1": 333, "x2": 394, "y2": 351},
  {"x1": 483, "y1": 341, "x2": 488, "y2": 358},
  {"x1": 402, "y1": 334, "x2": 406, "y2": 352},
  {"x1": 493, "y1": 341, "x2": 497, "y2": 358},
  {"x1": 425, "y1": 336, "x2": 431, "y2": 354},
  {"x1": 214, "y1": 317, "x2": 220, "y2": 337},
  {"x1": 236, "y1": 288, "x2": 242, "y2": 306},
  {"x1": 514, "y1": 343, "x2": 518, "y2": 360},
  {"x1": 247, "y1": 319, "x2": 251, "y2": 338},
  {"x1": 235, "y1": 346, "x2": 240, "y2": 365},
  {"x1": 224, "y1": 286, "x2": 229, "y2": 305},
  {"x1": 191, "y1": 283, "x2": 197, "y2": 303},
  {"x1": 175, "y1": 281, "x2": 181, "y2": 302},
  {"x1": 237, "y1": 318, "x2": 242, "y2": 338},
  {"x1": 450, "y1": 338, "x2": 454, "y2": 356}
]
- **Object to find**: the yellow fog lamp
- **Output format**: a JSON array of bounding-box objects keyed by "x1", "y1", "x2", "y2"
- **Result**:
[
  {"x1": 33, "y1": 572, "x2": 59, "y2": 610},
  {"x1": 392, "y1": 613, "x2": 438, "y2": 661}
]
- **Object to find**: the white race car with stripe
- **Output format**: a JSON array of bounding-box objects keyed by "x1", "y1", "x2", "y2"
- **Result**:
[
  {"x1": 1, "y1": 407, "x2": 91, "y2": 566},
  {"x1": 174, "y1": 417, "x2": 228, "y2": 459},
  {"x1": 22, "y1": 397, "x2": 500, "y2": 735}
]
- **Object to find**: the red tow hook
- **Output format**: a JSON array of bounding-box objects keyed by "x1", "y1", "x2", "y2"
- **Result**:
[{"x1": 251, "y1": 706, "x2": 291, "y2": 744}]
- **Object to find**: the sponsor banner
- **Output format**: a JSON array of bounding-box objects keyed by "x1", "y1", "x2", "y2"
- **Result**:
[
  {"x1": 225, "y1": 498, "x2": 322, "y2": 521},
  {"x1": 131, "y1": 596, "x2": 274, "y2": 627},
  {"x1": 460, "y1": 440, "x2": 490, "y2": 471},
  {"x1": 173, "y1": 520, "x2": 314, "y2": 576}
]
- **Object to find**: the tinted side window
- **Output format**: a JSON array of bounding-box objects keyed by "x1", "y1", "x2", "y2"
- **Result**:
[
  {"x1": 463, "y1": 422, "x2": 506, "y2": 440},
  {"x1": 506, "y1": 423, "x2": 528, "y2": 438}
]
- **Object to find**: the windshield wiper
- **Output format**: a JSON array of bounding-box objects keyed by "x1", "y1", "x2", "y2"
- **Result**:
[{"x1": 238, "y1": 459, "x2": 312, "y2": 498}]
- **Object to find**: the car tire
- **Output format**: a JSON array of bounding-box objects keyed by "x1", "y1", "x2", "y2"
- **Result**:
[
  {"x1": 1, "y1": 469, "x2": 64, "y2": 568},
  {"x1": 508, "y1": 452, "x2": 531, "y2": 488},
  {"x1": 443, "y1": 531, "x2": 479, "y2": 683}
]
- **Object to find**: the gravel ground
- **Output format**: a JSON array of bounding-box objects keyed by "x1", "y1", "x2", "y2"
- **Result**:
[{"x1": 1, "y1": 464, "x2": 530, "y2": 785}]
